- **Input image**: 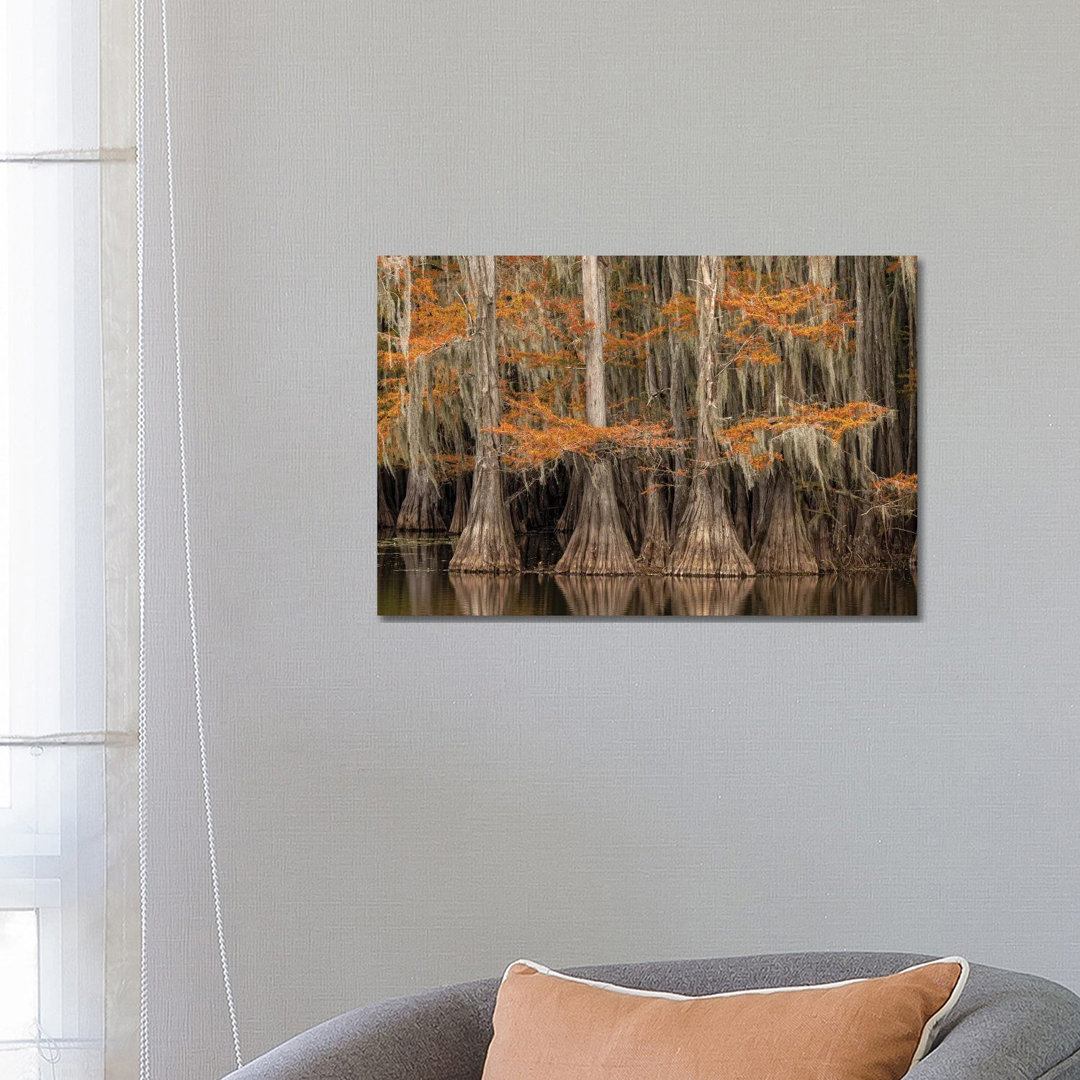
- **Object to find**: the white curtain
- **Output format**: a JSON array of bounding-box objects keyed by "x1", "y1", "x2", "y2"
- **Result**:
[{"x1": 1, "y1": 1, "x2": 136, "y2": 1077}]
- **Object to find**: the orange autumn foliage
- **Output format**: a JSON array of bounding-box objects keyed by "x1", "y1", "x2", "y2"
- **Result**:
[
  {"x1": 717, "y1": 402, "x2": 889, "y2": 465},
  {"x1": 377, "y1": 376, "x2": 405, "y2": 447},
  {"x1": 749, "y1": 451, "x2": 784, "y2": 470},
  {"x1": 434, "y1": 451, "x2": 476, "y2": 478},
  {"x1": 871, "y1": 472, "x2": 918, "y2": 519},
  {"x1": 408, "y1": 271, "x2": 470, "y2": 362},
  {"x1": 872, "y1": 472, "x2": 918, "y2": 498},
  {"x1": 721, "y1": 269, "x2": 854, "y2": 366},
  {"x1": 377, "y1": 260, "x2": 472, "y2": 469},
  {"x1": 491, "y1": 392, "x2": 686, "y2": 471},
  {"x1": 658, "y1": 269, "x2": 853, "y2": 368},
  {"x1": 376, "y1": 267, "x2": 469, "y2": 370},
  {"x1": 659, "y1": 291, "x2": 696, "y2": 337},
  {"x1": 378, "y1": 259, "x2": 911, "y2": 541}
]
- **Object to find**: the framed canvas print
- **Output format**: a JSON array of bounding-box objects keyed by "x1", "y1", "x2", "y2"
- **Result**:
[{"x1": 377, "y1": 256, "x2": 916, "y2": 616}]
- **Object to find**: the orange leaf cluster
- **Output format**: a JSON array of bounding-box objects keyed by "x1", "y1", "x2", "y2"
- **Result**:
[
  {"x1": 434, "y1": 452, "x2": 476, "y2": 478},
  {"x1": 377, "y1": 346, "x2": 404, "y2": 372},
  {"x1": 493, "y1": 394, "x2": 686, "y2": 470},
  {"x1": 872, "y1": 472, "x2": 918, "y2": 498},
  {"x1": 722, "y1": 270, "x2": 854, "y2": 354},
  {"x1": 604, "y1": 325, "x2": 666, "y2": 363},
  {"x1": 409, "y1": 272, "x2": 470, "y2": 362},
  {"x1": 657, "y1": 272, "x2": 853, "y2": 368},
  {"x1": 871, "y1": 472, "x2": 918, "y2": 518},
  {"x1": 717, "y1": 401, "x2": 889, "y2": 457},
  {"x1": 376, "y1": 375, "x2": 406, "y2": 463},
  {"x1": 748, "y1": 451, "x2": 783, "y2": 470},
  {"x1": 377, "y1": 376, "x2": 404, "y2": 432},
  {"x1": 494, "y1": 262, "x2": 595, "y2": 367},
  {"x1": 659, "y1": 292, "x2": 696, "y2": 337},
  {"x1": 725, "y1": 329, "x2": 784, "y2": 367}
]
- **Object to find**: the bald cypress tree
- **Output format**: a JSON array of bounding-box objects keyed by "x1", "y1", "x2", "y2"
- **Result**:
[
  {"x1": 555, "y1": 256, "x2": 637, "y2": 575},
  {"x1": 449, "y1": 256, "x2": 520, "y2": 573},
  {"x1": 395, "y1": 257, "x2": 446, "y2": 532},
  {"x1": 668, "y1": 256, "x2": 755, "y2": 577}
]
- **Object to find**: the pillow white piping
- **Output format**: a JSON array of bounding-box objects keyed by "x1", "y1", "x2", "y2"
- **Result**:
[
  {"x1": 909, "y1": 956, "x2": 969, "y2": 1066},
  {"x1": 502, "y1": 956, "x2": 970, "y2": 1066}
]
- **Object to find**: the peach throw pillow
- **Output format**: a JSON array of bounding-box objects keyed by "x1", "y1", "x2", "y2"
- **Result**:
[{"x1": 481, "y1": 957, "x2": 968, "y2": 1080}]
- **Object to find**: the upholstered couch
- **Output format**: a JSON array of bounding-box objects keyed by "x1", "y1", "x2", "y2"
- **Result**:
[{"x1": 223, "y1": 951, "x2": 1080, "y2": 1079}]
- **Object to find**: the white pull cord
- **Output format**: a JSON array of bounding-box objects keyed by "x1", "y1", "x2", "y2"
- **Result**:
[
  {"x1": 134, "y1": 0, "x2": 151, "y2": 1073},
  {"x1": 159, "y1": 0, "x2": 244, "y2": 1066},
  {"x1": 135, "y1": 0, "x2": 244, "y2": 1070}
]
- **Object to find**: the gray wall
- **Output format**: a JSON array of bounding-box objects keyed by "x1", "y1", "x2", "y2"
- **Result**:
[{"x1": 138, "y1": 1, "x2": 1080, "y2": 1076}]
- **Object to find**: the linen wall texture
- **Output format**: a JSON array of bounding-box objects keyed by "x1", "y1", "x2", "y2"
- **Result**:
[{"x1": 133, "y1": 1, "x2": 1080, "y2": 1076}]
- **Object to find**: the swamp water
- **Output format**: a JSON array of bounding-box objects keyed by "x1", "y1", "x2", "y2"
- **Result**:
[{"x1": 378, "y1": 532, "x2": 917, "y2": 617}]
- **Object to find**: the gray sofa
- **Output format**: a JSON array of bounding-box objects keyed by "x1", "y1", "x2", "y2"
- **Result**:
[{"x1": 224, "y1": 952, "x2": 1080, "y2": 1079}]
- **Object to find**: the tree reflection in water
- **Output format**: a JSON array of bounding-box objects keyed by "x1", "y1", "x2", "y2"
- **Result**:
[
  {"x1": 668, "y1": 576, "x2": 754, "y2": 617},
  {"x1": 377, "y1": 533, "x2": 917, "y2": 616},
  {"x1": 753, "y1": 575, "x2": 831, "y2": 617},
  {"x1": 555, "y1": 575, "x2": 638, "y2": 617},
  {"x1": 448, "y1": 573, "x2": 522, "y2": 616}
]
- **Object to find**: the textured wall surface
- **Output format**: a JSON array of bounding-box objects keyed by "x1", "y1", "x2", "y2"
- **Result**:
[{"x1": 136, "y1": 1, "x2": 1080, "y2": 1076}]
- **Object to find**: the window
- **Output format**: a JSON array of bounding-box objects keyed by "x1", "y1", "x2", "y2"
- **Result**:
[
  {"x1": 2, "y1": 2, "x2": 111, "y2": 1077},
  {"x1": 0, "y1": 910, "x2": 39, "y2": 1078}
]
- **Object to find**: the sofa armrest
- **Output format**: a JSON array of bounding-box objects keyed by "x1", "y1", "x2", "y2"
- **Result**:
[
  {"x1": 221, "y1": 980, "x2": 496, "y2": 1080},
  {"x1": 909, "y1": 967, "x2": 1080, "y2": 1080}
]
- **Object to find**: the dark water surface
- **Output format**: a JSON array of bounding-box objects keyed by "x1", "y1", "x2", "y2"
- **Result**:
[{"x1": 378, "y1": 532, "x2": 917, "y2": 617}]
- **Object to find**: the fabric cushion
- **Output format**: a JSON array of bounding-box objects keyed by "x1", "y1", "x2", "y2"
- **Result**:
[{"x1": 480, "y1": 956, "x2": 968, "y2": 1080}]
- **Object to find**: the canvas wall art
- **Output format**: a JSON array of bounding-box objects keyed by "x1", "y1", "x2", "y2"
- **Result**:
[{"x1": 377, "y1": 256, "x2": 917, "y2": 616}]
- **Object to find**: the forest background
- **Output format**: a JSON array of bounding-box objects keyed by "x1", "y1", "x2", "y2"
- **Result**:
[{"x1": 377, "y1": 255, "x2": 917, "y2": 586}]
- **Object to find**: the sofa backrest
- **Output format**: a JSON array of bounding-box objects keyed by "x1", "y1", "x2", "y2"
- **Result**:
[{"x1": 224, "y1": 952, "x2": 1080, "y2": 1080}]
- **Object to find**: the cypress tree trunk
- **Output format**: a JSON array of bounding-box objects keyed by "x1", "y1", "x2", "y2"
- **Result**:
[
  {"x1": 616, "y1": 456, "x2": 644, "y2": 551},
  {"x1": 556, "y1": 461, "x2": 583, "y2": 533},
  {"x1": 395, "y1": 258, "x2": 446, "y2": 532},
  {"x1": 732, "y1": 470, "x2": 751, "y2": 551},
  {"x1": 904, "y1": 258, "x2": 918, "y2": 473},
  {"x1": 848, "y1": 503, "x2": 888, "y2": 569},
  {"x1": 396, "y1": 469, "x2": 444, "y2": 531},
  {"x1": 377, "y1": 469, "x2": 397, "y2": 528},
  {"x1": 668, "y1": 256, "x2": 754, "y2": 577},
  {"x1": 637, "y1": 468, "x2": 670, "y2": 569},
  {"x1": 855, "y1": 255, "x2": 902, "y2": 477},
  {"x1": 556, "y1": 456, "x2": 636, "y2": 574},
  {"x1": 749, "y1": 465, "x2": 819, "y2": 574},
  {"x1": 669, "y1": 470, "x2": 754, "y2": 576},
  {"x1": 665, "y1": 255, "x2": 692, "y2": 536},
  {"x1": 448, "y1": 474, "x2": 470, "y2": 534},
  {"x1": 556, "y1": 256, "x2": 636, "y2": 575},
  {"x1": 809, "y1": 504, "x2": 837, "y2": 573},
  {"x1": 830, "y1": 494, "x2": 855, "y2": 567},
  {"x1": 833, "y1": 255, "x2": 898, "y2": 567},
  {"x1": 449, "y1": 256, "x2": 520, "y2": 573}
]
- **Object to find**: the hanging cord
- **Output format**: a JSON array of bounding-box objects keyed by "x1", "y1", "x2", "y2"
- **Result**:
[
  {"x1": 134, "y1": 0, "x2": 151, "y2": 1072},
  {"x1": 158, "y1": 0, "x2": 244, "y2": 1068}
]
